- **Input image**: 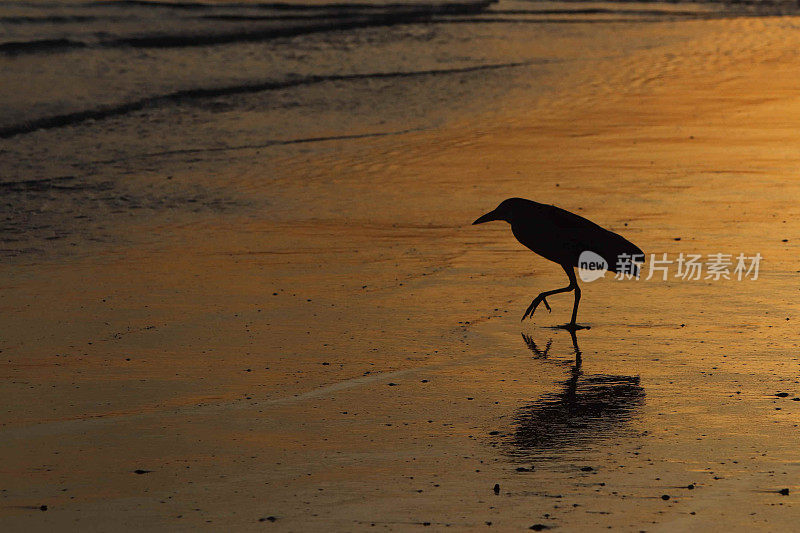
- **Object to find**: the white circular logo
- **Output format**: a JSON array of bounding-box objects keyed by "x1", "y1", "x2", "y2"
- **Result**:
[{"x1": 578, "y1": 250, "x2": 608, "y2": 282}]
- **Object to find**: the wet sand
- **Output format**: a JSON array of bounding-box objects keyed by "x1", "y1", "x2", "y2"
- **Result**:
[{"x1": 4, "y1": 7, "x2": 800, "y2": 531}]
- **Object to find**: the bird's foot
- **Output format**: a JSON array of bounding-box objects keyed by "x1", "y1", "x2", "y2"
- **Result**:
[
  {"x1": 521, "y1": 295, "x2": 552, "y2": 321},
  {"x1": 552, "y1": 323, "x2": 591, "y2": 331}
]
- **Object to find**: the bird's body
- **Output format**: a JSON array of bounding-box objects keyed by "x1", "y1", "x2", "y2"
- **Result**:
[
  {"x1": 473, "y1": 197, "x2": 643, "y2": 329},
  {"x1": 505, "y1": 199, "x2": 642, "y2": 272}
]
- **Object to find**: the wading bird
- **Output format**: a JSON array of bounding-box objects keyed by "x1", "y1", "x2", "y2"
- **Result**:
[{"x1": 472, "y1": 198, "x2": 643, "y2": 329}]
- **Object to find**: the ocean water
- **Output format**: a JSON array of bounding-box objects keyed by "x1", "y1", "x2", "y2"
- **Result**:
[
  {"x1": 0, "y1": 0, "x2": 518, "y2": 255},
  {"x1": 0, "y1": 0, "x2": 785, "y2": 257},
  {"x1": 0, "y1": 0, "x2": 747, "y2": 139},
  {"x1": 0, "y1": 0, "x2": 535, "y2": 137}
]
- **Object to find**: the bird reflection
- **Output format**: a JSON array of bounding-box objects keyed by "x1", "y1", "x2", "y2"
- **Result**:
[
  {"x1": 521, "y1": 328, "x2": 582, "y2": 369},
  {"x1": 507, "y1": 329, "x2": 644, "y2": 458}
]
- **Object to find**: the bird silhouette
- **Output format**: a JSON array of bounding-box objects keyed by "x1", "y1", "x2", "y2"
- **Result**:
[{"x1": 472, "y1": 197, "x2": 643, "y2": 329}]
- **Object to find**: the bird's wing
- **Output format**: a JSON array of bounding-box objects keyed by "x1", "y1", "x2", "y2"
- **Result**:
[{"x1": 542, "y1": 205, "x2": 644, "y2": 272}]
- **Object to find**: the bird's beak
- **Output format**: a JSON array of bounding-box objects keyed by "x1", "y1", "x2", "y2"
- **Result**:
[{"x1": 472, "y1": 210, "x2": 499, "y2": 225}]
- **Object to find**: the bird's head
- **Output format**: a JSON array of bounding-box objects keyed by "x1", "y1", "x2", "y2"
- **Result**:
[{"x1": 472, "y1": 198, "x2": 523, "y2": 225}]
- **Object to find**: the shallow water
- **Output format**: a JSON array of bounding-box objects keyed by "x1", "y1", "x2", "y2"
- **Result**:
[
  {"x1": 0, "y1": 0, "x2": 737, "y2": 258},
  {"x1": 4, "y1": 1, "x2": 800, "y2": 530}
]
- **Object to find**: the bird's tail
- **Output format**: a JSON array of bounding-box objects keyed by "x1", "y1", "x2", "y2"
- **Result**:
[{"x1": 603, "y1": 239, "x2": 645, "y2": 277}]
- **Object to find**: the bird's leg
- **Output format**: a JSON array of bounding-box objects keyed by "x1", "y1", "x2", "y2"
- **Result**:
[
  {"x1": 521, "y1": 284, "x2": 574, "y2": 321},
  {"x1": 522, "y1": 264, "x2": 581, "y2": 323},
  {"x1": 560, "y1": 266, "x2": 590, "y2": 330},
  {"x1": 569, "y1": 284, "x2": 581, "y2": 327}
]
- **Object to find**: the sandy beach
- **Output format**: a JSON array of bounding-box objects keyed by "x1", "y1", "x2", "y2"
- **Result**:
[{"x1": 3, "y1": 1, "x2": 800, "y2": 530}]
